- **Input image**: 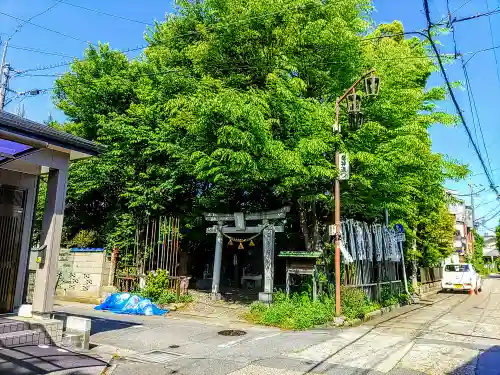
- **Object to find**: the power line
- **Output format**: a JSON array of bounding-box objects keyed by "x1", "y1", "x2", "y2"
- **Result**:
[
  {"x1": 10, "y1": 41, "x2": 466, "y2": 76},
  {"x1": 484, "y1": 0, "x2": 500, "y2": 179},
  {"x1": 452, "y1": 7, "x2": 500, "y2": 25},
  {"x1": 476, "y1": 203, "x2": 500, "y2": 223},
  {"x1": 0, "y1": 42, "x2": 75, "y2": 58},
  {"x1": 13, "y1": 2, "x2": 396, "y2": 75},
  {"x1": 461, "y1": 58, "x2": 480, "y2": 149},
  {"x1": 446, "y1": 0, "x2": 482, "y2": 153},
  {"x1": 435, "y1": 6, "x2": 500, "y2": 26},
  {"x1": 6, "y1": 0, "x2": 63, "y2": 42},
  {"x1": 461, "y1": 61, "x2": 494, "y2": 179},
  {"x1": 476, "y1": 197, "x2": 498, "y2": 208},
  {"x1": 0, "y1": 10, "x2": 95, "y2": 46},
  {"x1": 453, "y1": 187, "x2": 487, "y2": 197},
  {"x1": 471, "y1": 166, "x2": 500, "y2": 177},
  {"x1": 422, "y1": 0, "x2": 499, "y2": 196},
  {"x1": 59, "y1": 1, "x2": 150, "y2": 26},
  {"x1": 438, "y1": 0, "x2": 473, "y2": 24},
  {"x1": 14, "y1": 53, "x2": 457, "y2": 78}
]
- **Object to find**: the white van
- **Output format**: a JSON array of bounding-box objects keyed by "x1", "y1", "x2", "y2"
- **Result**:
[{"x1": 441, "y1": 263, "x2": 482, "y2": 293}]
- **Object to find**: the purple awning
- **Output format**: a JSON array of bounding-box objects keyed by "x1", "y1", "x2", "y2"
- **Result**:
[{"x1": 0, "y1": 138, "x2": 35, "y2": 162}]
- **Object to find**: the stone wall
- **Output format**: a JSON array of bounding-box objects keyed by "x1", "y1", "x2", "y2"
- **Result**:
[
  {"x1": 55, "y1": 248, "x2": 111, "y2": 299},
  {"x1": 416, "y1": 280, "x2": 442, "y2": 296}
]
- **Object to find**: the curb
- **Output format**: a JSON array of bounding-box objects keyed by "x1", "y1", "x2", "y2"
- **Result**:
[{"x1": 334, "y1": 303, "x2": 405, "y2": 327}]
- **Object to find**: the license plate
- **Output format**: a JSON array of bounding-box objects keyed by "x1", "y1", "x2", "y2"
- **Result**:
[{"x1": 454, "y1": 284, "x2": 463, "y2": 288}]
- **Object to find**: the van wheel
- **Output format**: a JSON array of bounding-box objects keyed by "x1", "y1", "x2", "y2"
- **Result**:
[{"x1": 478, "y1": 287, "x2": 482, "y2": 293}]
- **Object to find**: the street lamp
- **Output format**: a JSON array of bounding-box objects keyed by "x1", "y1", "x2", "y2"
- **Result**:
[
  {"x1": 346, "y1": 93, "x2": 362, "y2": 114},
  {"x1": 332, "y1": 69, "x2": 379, "y2": 316},
  {"x1": 348, "y1": 112, "x2": 364, "y2": 129},
  {"x1": 364, "y1": 73, "x2": 380, "y2": 97}
]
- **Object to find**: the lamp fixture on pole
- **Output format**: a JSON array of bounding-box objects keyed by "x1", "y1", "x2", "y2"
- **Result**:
[{"x1": 364, "y1": 73, "x2": 380, "y2": 96}]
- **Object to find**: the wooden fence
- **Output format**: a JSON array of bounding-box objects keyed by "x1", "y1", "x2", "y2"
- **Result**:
[{"x1": 114, "y1": 216, "x2": 182, "y2": 292}]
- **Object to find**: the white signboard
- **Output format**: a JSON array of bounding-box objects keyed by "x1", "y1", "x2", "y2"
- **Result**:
[
  {"x1": 338, "y1": 153, "x2": 349, "y2": 181},
  {"x1": 395, "y1": 233, "x2": 406, "y2": 242}
]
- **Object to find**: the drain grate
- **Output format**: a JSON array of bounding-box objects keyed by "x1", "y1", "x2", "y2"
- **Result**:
[
  {"x1": 129, "y1": 350, "x2": 184, "y2": 364},
  {"x1": 218, "y1": 329, "x2": 246, "y2": 336}
]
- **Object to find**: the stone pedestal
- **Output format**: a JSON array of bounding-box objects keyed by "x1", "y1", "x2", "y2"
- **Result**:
[{"x1": 258, "y1": 292, "x2": 273, "y2": 303}]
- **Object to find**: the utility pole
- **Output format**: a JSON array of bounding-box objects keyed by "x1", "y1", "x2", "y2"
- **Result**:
[
  {"x1": 0, "y1": 41, "x2": 10, "y2": 110},
  {"x1": 469, "y1": 182, "x2": 475, "y2": 254},
  {"x1": 469, "y1": 182, "x2": 475, "y2": 229}
]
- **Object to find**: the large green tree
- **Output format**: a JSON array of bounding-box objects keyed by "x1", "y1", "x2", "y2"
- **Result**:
[{"x1": 52, "y1": 0, "x2": 466, "y2": 265}]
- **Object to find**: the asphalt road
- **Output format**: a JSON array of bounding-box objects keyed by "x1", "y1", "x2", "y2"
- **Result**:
[{"x1": 56, "y1": 276, "x2": 500, "y2": 375}]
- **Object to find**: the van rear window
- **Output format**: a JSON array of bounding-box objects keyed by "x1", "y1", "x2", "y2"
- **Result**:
[{"x1": 445, "y1": 264, "x2": 469, "y2": 272}]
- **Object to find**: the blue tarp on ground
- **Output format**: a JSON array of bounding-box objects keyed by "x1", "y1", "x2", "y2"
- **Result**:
[{"x1": 95, "y1": 293, "x2": 168, "y2": 316}]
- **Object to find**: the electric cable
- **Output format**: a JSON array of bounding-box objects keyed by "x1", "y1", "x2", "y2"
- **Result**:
[
  {"x1": 422, "y1": 0, "x2": 499, "y2": 196},
  {"x1": 0, "y1": 9, "x2": 95, "y2": 46},
  {"x1": 59, "y1": 1, "x2": 150, "y2": 26},
  {"x1": 6, "y1": 0, "x2": 63, "y2": 42}
]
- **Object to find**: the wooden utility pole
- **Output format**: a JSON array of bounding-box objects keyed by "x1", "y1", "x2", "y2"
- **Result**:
[{"x1": 0, "y1": 41, "x2": 10, "y2": 110}]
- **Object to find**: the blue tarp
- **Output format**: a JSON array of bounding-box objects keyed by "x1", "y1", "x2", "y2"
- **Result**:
[{"x1": 95, "y1": 293, "x2": 168, "y2": 316}]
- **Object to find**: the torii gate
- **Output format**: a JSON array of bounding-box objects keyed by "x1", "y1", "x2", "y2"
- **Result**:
[{"x1": 204, "y1": 207, "x2": 290, "y2": 302}]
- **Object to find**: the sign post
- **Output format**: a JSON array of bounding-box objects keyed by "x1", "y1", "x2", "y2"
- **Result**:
[
  {"x1": 338, "y1": 153, "x2": 350, "y2": 181},
  {"x1": 394, "y1": 224, "x2": 409, "y2": 295}
]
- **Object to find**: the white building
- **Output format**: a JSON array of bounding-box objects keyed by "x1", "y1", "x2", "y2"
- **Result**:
[{"x1": 446, "y1": 189, "x2": 473, "y2": 259}]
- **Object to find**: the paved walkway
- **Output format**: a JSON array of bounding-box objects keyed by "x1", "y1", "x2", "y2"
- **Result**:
[{"x1": 54, "y1": 277, "x2": 500, "y2": 375}]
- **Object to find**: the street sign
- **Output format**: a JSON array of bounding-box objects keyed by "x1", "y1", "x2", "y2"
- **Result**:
[
  {"x1": 338, "y1": 153, "x2": 349, "y2": 181},
  {"x1": 394, "y1": 224, "x2": 404, "y2": 233},
  {"x1": 395, "y1": 233, "x2": 406, "y2": 242}
]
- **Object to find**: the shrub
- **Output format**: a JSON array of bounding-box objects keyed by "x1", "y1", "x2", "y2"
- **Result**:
[
  {"x1": 141, "y1": 270, "x2": 169, "y2": 302},
  {"x1": 341, "y1": 287, "x2": 367, "y2": 320},
  {"x1": 67, "y1": 229, "x2": 99, "y2": 248},
  {"x1": 246, "y1": 287, "x2": 409, "y2": 329},
  {"x1": 141, "y1": 271, "x2": 194, "y2": 305},
  {"x1": 246, "y1": 291, "x2": 336, "y2": 330},
  {"x1": 398, "y1": 293, "x2": 411, "y2": 305}
]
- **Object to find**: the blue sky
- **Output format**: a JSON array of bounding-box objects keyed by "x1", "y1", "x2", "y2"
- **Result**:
[{"x1": 1, "y1": 0, "x2": 499, "y2": 232}]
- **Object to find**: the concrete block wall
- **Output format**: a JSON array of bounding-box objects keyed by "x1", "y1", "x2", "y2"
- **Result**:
[{"x1": 55, "y1": 248, "x2": 111, "y2": 299}]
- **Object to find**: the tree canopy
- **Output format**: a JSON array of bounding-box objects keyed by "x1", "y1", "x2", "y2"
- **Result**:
[{"x1": 50, "y1": 0, "x2": 467, "y2": 265}]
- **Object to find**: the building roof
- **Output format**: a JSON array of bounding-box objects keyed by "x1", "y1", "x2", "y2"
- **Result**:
[{"x1": 0, "y1": 111, "x2": 105, "y2": 158}]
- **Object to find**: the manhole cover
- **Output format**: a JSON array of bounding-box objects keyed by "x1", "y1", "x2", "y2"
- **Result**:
[
  {"x1": 218, "y1": 329, "x2": 246, "y2": 336},
  {"x1": 129, "y1": 350, "x2": 184, "y2": 364},
  {"x1": 169, "y1": 345, "x2": 180, "y2": 349}
]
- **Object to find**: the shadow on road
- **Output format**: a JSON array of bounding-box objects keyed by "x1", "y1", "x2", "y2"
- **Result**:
[
  {"x1": 449, "y1": 345, "x2": 500, "y2": 374},
  {"x1": 0, "y1": 321, "x2": 105, "y2": 375},
  {"x1": 53, "y1": 312, "x2": 140, "y2": 335}
]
